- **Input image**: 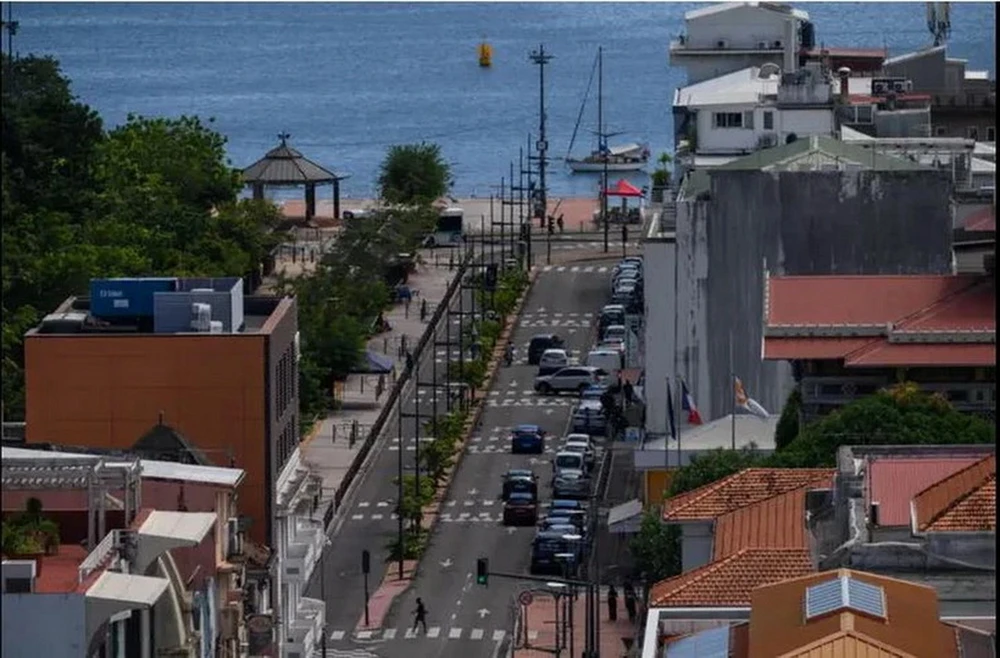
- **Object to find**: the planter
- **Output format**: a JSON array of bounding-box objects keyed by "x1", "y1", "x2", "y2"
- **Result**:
[{"x1": 4, "y1": 553, "x2": 43, "y2": 578}]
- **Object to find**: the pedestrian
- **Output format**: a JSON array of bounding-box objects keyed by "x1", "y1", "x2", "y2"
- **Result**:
[
  {"x1": 405, "y1": 351, "x2": 414, "y2": 373},
  {"x1": 556, "y1": 214, "x2": 564, "y2": 233},
  {"x1": 420, "y1": 298, "x2": 428, "y2": 322},
  {"x1": 623, "y1": 379, "x2": 635, "y2": 408},
  {"x1": 607, "y1": 584, "x2": 618, "y2": 621},
  {"x1": 623, "y1": 582, "x2": 637, "y2": 623},
  {"x1": 412, "y1": 597, "x2": 428, "y2": 634}
]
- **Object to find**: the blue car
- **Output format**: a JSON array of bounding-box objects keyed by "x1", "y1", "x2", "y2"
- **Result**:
[{"x1": 510, "y1": 424, "x2": 546, "y2": 454}]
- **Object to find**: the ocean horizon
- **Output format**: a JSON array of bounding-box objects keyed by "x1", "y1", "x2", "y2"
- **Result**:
[{"x1": 9, "y1": 2, "x2": 996, "y2": 199}]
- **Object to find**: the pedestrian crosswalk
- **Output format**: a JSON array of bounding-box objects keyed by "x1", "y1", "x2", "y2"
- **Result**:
[
  {"x1": 485, "y1": 397, "x2": 575, "y2": 408},
  {"x1": 551, "y1": 240, "x2": 639, "y2": 251},
  {"x1": 537, "y1": 264, "x2": 611, "y2": 273},
  {"x1": 328, "y1": 627, "x2": 532, "y2": 643}
]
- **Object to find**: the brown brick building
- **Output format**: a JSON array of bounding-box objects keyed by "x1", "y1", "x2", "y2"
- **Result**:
[{"x1": 23, "y1": 277, "x2": 299, "y2": 546}]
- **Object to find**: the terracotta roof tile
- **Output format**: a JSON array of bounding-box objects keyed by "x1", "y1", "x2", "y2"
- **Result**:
[
  {"x1": 912, "y1": 455, "x2": 996, "y2": 532},
  {"x1": 648, "y1": 548, "x2": 814, "y2": 607},
  {"x1": 868, "y1": 457, "x2": 982, "y2": 526},
  {"x1": 764, "y1": 275, "x2": 995, "y2": 367},
  {"x1": 712, "y1": 483, "x2": 831, "y2": 560},
  {"x1": 663, "y1": 468, "x2": 834, "y2": 522}
]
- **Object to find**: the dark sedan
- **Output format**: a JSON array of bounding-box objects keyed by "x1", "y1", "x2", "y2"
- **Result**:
[{"x1": 503, "y1": 492, "x2": 539, "y2": 526}]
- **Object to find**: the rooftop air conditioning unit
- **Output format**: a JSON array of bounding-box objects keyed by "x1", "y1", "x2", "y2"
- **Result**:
[
  {"x1": 716, "y1": 39, "x2": 728, "y2": 49},
  {"x1": 773, "y1": 40, "x2": 783, "y2": 48},
  {"x1": 758, "y1": 41, "x2": 769, "y2": 50},
  {"x1": 191, "y1": 303, "x2": 212, "y2": 332},
  {"x1": 209, "y1": 321, "x2": 224, "y2": 334}
]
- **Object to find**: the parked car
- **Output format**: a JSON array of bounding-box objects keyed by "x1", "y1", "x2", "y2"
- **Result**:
[
  {"x1": 510, "y1": 424, "x2": 546, "y2": 454},
  {"x1": 598, "y1": 338, "x2": 626, "y2": 355},
  {"x1": 563, "y1": 438, "x2": 596, "y2": 470},
  {"x1": 530, "y1": 530, "x2": 583, "y2": 575},
  {"x1": 541, "y1": 510, "x2": 587, "y2": 534},
  {"x1": 598, "y1": 305, "x2": 626, "y2": 332},
  {"x1": 552, "y1": 469, "x2": 591, "y2": 500},
  {"x1": 572, "y1": 400, "x2": 607, "y2": 434},
  {"x1": 501, "y1": 470, "x2": 538, "y2": 501},
  {"x1": 553, "y1": 450, "x2": 587, "y2": 474},
  {"x1": 503, "y1": 492, "x2": 539, "y2": 526},
  {"x1": 601, "y1": 324, "x2": 627, "y2": 343},
  {"x1": 579, "y1": 384, "x2": 608, "y2": 401},
  {"x1": 534, "y1": 366, "x2": 607, "y2": 395},
  {"x1": 527, "y1": 334, "x2": 564, "y2": 365},
  {"x1": 538, "y1": 348, "x2": 571, "y2": 376},
  {"x1": 586, "y1": 349, "x2": 623, "y2": 385}
]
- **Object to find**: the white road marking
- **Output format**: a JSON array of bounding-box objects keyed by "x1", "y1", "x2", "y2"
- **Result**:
[
  {"x1": 382, "y1": 628, "x2": 397, "y2": 639},
  {"x1": 493, "y1": 630, "x2": 506, "y2": 641},
  {"x1": 358, "y1": 502, "x2": 370, "y2": 508},
  {"x1": 471, "y1": 628, "x2": 485, "y2": 640},
  {"x1": 330, "y1": 630, "x2": 346, "y2": 641},
  {"x1": 449, "y1": 628, "x2": 463, "y2": 639},
  {"x1": 356, "y1": 630, "x2": 373, "y2": 639},
  {"x1": 427, "y1": 626, "x2": 441, "y2": 638}
]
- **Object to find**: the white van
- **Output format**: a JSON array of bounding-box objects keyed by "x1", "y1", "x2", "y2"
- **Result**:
[{"x1": 586, "y1": 349, "x2": 623, "y2": 383}]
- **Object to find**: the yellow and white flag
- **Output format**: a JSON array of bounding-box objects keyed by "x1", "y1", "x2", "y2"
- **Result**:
[{"x1": 734, "y1": 377, "x2": 770, "y2": 419}]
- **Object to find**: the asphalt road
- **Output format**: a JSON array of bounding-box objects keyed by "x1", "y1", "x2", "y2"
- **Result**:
[
  {"x1": 304, "y1": 265, "x2": 481, "y2": 633},
  {"x1": 329, "y1": 261, "x2": 616, "y2": 658}
]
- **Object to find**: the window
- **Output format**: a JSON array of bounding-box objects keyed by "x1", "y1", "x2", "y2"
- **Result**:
[
  {"x1": 713, "y1": 112, "x2": 743, "y2": 128},
  {"x1": 967, "y1": 126, "x2": 980, "y2": 140},
  {"x1": 935, "y1": 126, "x2": 947, "y2": 136},
  {"x1": 763, "y1": 111, "x2": 774, "y2": 130},
  {"x1": 987, "y1": 126, "x2": 996, "y2": 142}
]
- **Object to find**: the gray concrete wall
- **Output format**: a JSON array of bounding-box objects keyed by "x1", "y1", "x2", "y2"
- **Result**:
[
  {"x1": 674, "y1": 169, "x2": 953, "y2": 423},
  {"x1": 680, "y1": 522, "x2": 714, "y2": 572},
  {"x1": 884, "y1": 48, "x2": 947, "y2": 94}
]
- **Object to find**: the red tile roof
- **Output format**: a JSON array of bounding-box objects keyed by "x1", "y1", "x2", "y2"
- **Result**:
[
  {"x1": 963, "y1": 206, "x2": 996, "y2": 232},
  {"x1": 33, "y1": 544, "x2": 89, "y2": 594},
  {"x1": 712, "y1": 484, "x2": 828, "y2": 559},
  {"x1": 868, "y1": 457, "x2": 981, "y2": 526},
  {"x1": 912, "y1": 455, "x2": 996, "y2": 532},
  {"x1": 648, "y1": 548, "x2": 814, "y2": 607},
  {"x1": 663, "y1": 468, "x2": 834, "y2": 522},
  {"x1": 764, "y1": 275, "x2": 995, "y2": 367}
]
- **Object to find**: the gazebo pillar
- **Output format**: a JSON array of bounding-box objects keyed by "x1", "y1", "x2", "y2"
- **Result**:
[
  {"x1": 305, "y1": 183, "x2": 316, "y2": 220},
  {"x1": 333, "y1": 179, "x2": 341, "y2": 220},
  {"x1": 252, "y1": 183, "x2": 265, "y2": 201}
]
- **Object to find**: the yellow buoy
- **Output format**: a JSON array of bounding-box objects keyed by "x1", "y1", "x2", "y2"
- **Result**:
[{"x1": 478, "y1": 41, "x2": 492, "y2": 68}]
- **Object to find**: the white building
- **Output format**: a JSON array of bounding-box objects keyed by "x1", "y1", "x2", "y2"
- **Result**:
[
  {"x1": 274, "y1": 447, "x2": 326, "y2": 658},
  {"x1": 668, "y1": 2, "x2": 810, "y2": 84},
  {"x1": 673, "y1": 64, "x2": 837, "y2": 163}
]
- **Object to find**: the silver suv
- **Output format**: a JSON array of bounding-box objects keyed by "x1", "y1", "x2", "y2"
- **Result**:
[{"x1": 534, "y1": 366, "x2": 607, "y2": 395}]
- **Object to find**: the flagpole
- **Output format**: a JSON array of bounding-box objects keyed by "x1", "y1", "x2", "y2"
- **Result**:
[
  {"x1": 676, "y1": 373, "x2": 682, "y2": 469},
  {"x1": 729, "y1": 332, "x2": 736, "y2": 450},
  {"x1": 664, "y1": 376, "x2": 670, "y2": 472}
]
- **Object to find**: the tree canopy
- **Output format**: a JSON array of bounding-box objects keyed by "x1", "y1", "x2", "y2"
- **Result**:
[
  {"x1": 1, "y1": 54, "x2": 280, "y2": 420},
  {"x1": 377, "y1": 142, "x2": 452, "y2": 206}
]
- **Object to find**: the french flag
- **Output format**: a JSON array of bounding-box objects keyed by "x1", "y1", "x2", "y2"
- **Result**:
[{"x1": 681, "y1": 380, "x2": 703, "y2": 425}]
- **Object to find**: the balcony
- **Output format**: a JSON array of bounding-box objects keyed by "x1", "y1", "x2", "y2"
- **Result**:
[
  {"x1": 800, "y1": 376, "x2": 996, "y2": 420},
  {"x1": 286, "y1": 597, "x2": 325, "y2": 658},
  {"x1": 670, "y1": 36, "x2": 785, "y2": 57}
]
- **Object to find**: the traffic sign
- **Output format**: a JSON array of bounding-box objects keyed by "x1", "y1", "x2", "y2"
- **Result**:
[{"x1": 519, "y1": 590, "x2": 534, "y2": 606}]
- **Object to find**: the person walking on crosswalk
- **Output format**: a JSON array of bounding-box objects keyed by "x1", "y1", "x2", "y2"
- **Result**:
[{"x1": 412, "y1": 598, "x2": 428, "y2": 635}]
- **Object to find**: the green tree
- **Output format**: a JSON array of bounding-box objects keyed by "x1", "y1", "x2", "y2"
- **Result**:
[
  {"x1": 776, "y1": 382, "x2": 996, "y2": 467},
  {"x1": 629, "y1": 509, "x2": 681, "y2": 583},
  {"x1": 667, "y1": 446, "x2": 767, "y2": 497},
  {"x1": 377, "y1": 142, "x2": 452, "y2": 206},
  {"x1": 774, "y1": 387, "x2": 802, "y2": 451}
]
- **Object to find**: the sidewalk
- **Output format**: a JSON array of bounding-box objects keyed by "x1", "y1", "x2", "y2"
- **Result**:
[
  {"x1": 300, "y1": 250, "x2": 461, "y2": 511},
  {"x1": 517, "y1": 588, "x2": 638, "y2": 658}
]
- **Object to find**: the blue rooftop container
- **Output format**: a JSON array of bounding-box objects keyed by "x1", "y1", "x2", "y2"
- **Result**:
[{"x1": 89, "y1": 278, "x2": 179, "y2": 319}]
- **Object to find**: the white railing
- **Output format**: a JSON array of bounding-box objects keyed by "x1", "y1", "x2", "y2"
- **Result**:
[{"x1": 78, "y1": 530, "x2": 117, "y2": 583}]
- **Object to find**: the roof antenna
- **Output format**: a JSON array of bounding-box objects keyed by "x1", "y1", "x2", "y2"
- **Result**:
[
  {"x1": 158, "y1": 410, "x2": 164, "y2": 425},
  {"x1": 278, "y1": 131, "x2": 290, "y2": 145}
]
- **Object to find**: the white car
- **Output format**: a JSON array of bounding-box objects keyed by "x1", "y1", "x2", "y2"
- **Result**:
[
  {"x1": 601, "y1": 324, "x2": 627, "y2": 343},
  {"x1": 538, "y1": 348, "x2": 572, "y2": 375},
  {"x1": 534, "y1": 366, "x2": 607, "y2": 395}
]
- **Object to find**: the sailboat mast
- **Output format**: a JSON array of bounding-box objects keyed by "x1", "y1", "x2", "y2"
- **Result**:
[{"x1": 597, "y1": 46, "x2": 603, "y2": 153}]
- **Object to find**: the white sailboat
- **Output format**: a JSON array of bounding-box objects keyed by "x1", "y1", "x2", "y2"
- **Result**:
[{"x1": 565, "y1": 47, "x2": 650, "y2": 174}]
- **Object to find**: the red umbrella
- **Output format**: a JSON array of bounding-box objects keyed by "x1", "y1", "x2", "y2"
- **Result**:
[{"x1": 604, "y1": 179, "x2": 644, "y2": 198}]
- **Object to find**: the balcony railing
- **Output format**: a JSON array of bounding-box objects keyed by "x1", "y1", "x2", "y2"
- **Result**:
[
  {"x1": 78, "y1": 530, "x2": 118, "y2": 583},
  {"x1": 670, "y1": 36, "x2": 785, "y2": 54}
]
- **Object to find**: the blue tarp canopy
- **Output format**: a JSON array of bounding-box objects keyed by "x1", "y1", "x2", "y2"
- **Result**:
[{"x1": 354, "y1": 350, "x2": 394, "y2": 374}]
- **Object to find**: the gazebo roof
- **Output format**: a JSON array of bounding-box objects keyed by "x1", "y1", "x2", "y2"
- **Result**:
[{"x1": 242, "y1": 133, "x2": 348, "y2": 184}]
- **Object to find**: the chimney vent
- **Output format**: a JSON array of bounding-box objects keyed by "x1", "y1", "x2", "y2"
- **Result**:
[{"x1": 838, "y1": 67, "x2": 852, "y2": 102}]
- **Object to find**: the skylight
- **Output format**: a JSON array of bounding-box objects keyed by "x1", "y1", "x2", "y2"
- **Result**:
[
  {"x1": 663, "y1": 625, "x2": 730, "y2": 658},
  {"x1": 805, "y1": 574, "x2": 887, "y2": 620}
]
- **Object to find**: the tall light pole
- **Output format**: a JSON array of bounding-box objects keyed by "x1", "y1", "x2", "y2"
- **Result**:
[
  {"x1": 530, "y1": 44, "x2": 553, "y2": 264},
  {"x1": 599, "y1": 46, "x2": 610, "y2": 254}
]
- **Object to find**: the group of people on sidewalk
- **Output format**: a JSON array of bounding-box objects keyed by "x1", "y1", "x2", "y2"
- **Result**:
[{"x1": 606, "y1": 581, "x2": 639, "y2": 624}]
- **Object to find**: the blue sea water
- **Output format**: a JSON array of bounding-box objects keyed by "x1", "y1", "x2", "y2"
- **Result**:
[{"x1": 10, "y1": 2, "x2": 996, "y2": 199}]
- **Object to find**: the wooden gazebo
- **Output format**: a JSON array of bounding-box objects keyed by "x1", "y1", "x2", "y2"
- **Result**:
[{"x1": 242, "y1": 133, "x2": 349, "y2": 221}]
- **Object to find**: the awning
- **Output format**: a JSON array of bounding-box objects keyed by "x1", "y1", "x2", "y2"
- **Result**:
[
  {"x1": 87, "y1": 571, "x2": 169, "y2": 606},
  {"x1": 354, "y1": 350, "x2": 395, "y2": 374},
  {"x1": 136, "y1": 510, "x2": 217, "y2": 572},
  {"x1": 605, "y1": 179, "x2": 644, "y2": 198},
  {"x1": 608, "y1": 498, "x2": 644, "y2": 534}
]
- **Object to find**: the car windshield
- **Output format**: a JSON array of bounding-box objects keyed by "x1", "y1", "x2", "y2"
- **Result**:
[
  {"x1": 508, "y1": 477, "x2": 534, "y2": 489},
  {"x1": 508, "y1": 493, "x2": 534, "y2": 503},
  {"x1": 563, "y1": 444, "x2": 586, "y2": 454},
  {"x1": 555, "y1": 454, "x2": 582, "y2": 469},
  {"x1": 506, "y1": 470, "x2": 533, "y2": 479}
]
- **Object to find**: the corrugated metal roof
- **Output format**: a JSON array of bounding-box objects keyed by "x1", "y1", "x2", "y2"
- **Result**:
[
  {"x1": 713, "y1": 135, "x2": 926, "y2": 172},
  {"x1": 139, "y1": 510, "x2": 216, "y2": 543},
  {"x1": 674, "y1": 66, "x2": 780, "y2": 107},
  {"x1": 868, "y1": 457, "x2": 980, "y2": 526},
  {"x1": 1, "y1": 446, "x2": 244, "y2": 487},
  {"x1": 86, "y1": 571, "x2": 169, "y2": 606}
]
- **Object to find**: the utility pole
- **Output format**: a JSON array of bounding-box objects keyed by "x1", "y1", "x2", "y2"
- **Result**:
[
  {"x1": 529, "y1": 44, "x2": 553, "y2": 265},
  {"x1": 2, "y1": 2, "x2": 19, "y2": 86},
  {"x1": 599, "y1": 46, "x2": 610, "y2": 254}
]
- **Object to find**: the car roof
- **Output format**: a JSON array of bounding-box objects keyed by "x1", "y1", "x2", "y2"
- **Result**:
[
  {"x1": 506, "y1": 468, "x2": 534, "y2": 477},
  {"x1": 602, "y1": 304, "x2": 626, "y2": 312},
  {"x1": 541, "y1": 348, "x2": 567, "y2": 356},
  {"x1": 531, "y1": 333, "x2": 558, "y2": 341},
  {"x1": 508, "y1": 492, "x2": 535, "y2": 500},
  {"x1": 605, "y1": 324, "x2": 626, "y2": 330},
  {"x1": 555, "y1": 469, "x2": 585, "y2": 478}
]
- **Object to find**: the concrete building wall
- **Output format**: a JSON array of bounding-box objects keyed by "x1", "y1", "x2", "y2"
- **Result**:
[
  {"x1": 703, "y1": 169, "x2": 954, "y2": 420},
  {"x1": 2, "y1": 593, "x2": 86, "y2": 657},
  {"x1": 779, "y1": 108, "x2": 835, "y2": 139},
  {"x1": 686, "y1": 7, "x2": 799, "y2": 51},
  {"x1": 695, "y1": 105, "x2": 833, "y2": 155},
  {"x1": 643, "y1": 237, "x2": 677, "y2": 436},
  {"x1": 884, "y1": 49, "x2": 947, "y2": 94},
  {"x1": 682, "y1": 54, "x2": 782, "y2": 86},
  {"x1": 24, "y1": 334, "x2": 269, "y2": 544},
  {"x1": 676, "y1": 199, "x2": 714, "y2": 421}
]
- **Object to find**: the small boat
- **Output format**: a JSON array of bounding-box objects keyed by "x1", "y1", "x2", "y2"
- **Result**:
[
  {"x1": 565, "y1": 47, "x2": 648, "y2": 174},
  {"x1": 567, "y1": 143, "x2": 650, "y2": 172}
]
